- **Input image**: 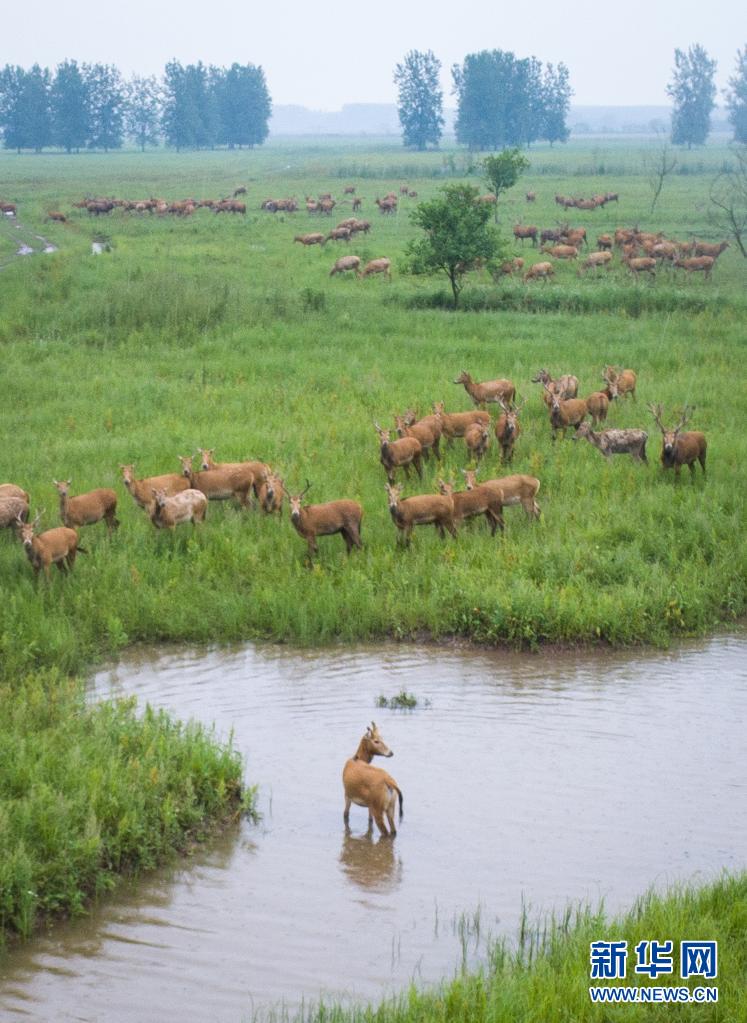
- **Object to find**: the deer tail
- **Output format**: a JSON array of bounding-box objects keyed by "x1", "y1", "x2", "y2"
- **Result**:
[{"x1": 396, "y1": 787, "x2": 404, "y2": 821}]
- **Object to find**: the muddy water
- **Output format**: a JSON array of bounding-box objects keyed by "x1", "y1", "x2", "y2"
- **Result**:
[{"x1": 2, "y1": 636, "x2": 745, "y2": 1022}]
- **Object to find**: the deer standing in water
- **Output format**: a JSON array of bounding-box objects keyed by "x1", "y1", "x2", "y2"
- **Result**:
[{"x1": 343, "y1": 722, "x2": 403, "y2": 837}]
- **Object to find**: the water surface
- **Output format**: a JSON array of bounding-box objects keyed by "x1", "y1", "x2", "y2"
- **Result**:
[{"x1": 1, "y1": 635, "x2": 745, "y2": 1022}]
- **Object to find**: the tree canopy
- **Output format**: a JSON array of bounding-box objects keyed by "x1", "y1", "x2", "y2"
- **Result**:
[
  {"x1": 452, "y1": 50, "x2": 571, "y2": 150},
  {"x1": 394, "y1": 50, "x2": 444, "y2": 150},
  {"x1": 725, "y1": 45, "x2": 747, "y2": 144},
  {"x1": 405, "y1": 184, "x2": 504, "y2": 306},
  {"x1": 667, "y1": 44, "x2": 717, "y2": 148}
]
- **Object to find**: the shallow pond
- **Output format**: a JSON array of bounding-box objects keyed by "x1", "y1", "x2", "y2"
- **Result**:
[{"x1": 1, "y1": 635, "x2": 745, "y2": 1022}]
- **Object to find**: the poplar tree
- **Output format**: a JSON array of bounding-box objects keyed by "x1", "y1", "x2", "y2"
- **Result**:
[
  {"x1": 394, "y1": 50, "x2": 444, "y2": 150},
  {"x1": 667, "y1": 45, "x2": 717, "y2": 148}
]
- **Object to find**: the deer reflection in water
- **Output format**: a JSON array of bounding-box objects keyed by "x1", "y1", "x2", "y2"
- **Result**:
[{"x1": 338, "y1": 830, "x2": 403, "y2": 893}]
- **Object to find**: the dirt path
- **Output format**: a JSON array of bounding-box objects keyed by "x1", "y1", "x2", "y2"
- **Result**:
[{"x1": 0, "y1": 211, "x2": 58, "y2": 269}]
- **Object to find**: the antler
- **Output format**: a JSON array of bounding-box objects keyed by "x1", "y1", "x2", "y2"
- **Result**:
[
  {"x1": 673, "y1": 405, "x2": 694, "y2": 433},
  {"x1": 299, "y1": 479, "x2": 312, "y2": 499},
  {"x1": 647, "y1": 403, "x2": 666, "y2": 433}
]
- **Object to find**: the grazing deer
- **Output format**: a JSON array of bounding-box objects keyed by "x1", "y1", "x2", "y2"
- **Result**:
[
  {"x1": 1, "y1": 496, "x2": 29, "y2": 531},
  {"x1": 573, "y1": 423, "x2": 648, "y2": 462},
  {"x1": 385, "y1": 482, "x2": 456, "y2": 547},
  {"x1": 495, "y1": 399, "x2": 524, "y2": 462},
  {"x1": 343, "y1": 722, "x2": 403, "y2": 837},
  {"x1": 16, "y1": 512, "x2": 85, "y2": 579},
  {"x1": 287, "y1": 481, "x2": 363, "y2": 559},
  {"x1": 648, "y1": 404, "x2": 707, "y2": 478}
]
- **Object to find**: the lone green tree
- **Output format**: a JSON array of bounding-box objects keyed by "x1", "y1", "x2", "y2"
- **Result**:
[
  {"x1": 725, "y1": 45, "x2": 747, "y2": 144},
  {"x1": 405, "y1": 184, "x2": 504, "y2": 307},
  {"x1": 667, "y1": 44, "x2": 717, "y2": 148},
  {"x1": 482, "y1": 148, "x2": 529, "y2": 221},
  {"x1": 394, "y1": 50, "x2": 443, "y2": 150}
]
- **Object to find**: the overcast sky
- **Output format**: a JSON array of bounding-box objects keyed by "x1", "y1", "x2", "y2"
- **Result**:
[{"x1": 5, "y1": 0, "x2": 743, "y2": 109}]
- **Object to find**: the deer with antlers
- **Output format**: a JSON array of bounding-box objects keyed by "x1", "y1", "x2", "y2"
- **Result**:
[
  {"x1": 495, "y1": 399, "x2": 525, "y2": 462},
  {"x1": 286, "y1": 481, "x2": 363, "y2": 559},
  {"x1": 648, "y1": 405, "x2": 707, "y2": 477}
]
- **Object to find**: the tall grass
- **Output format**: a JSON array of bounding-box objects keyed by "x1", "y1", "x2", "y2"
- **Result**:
[
  {"x1": 0, "y1": 671, "x2": 251, "y2": 944},
  {"x1": 283, "y1": 873, "x2": 746, "y2": 1022}
]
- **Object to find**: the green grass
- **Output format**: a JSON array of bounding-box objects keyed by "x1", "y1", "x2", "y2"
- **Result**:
[
  {"x1": 0, "y1": 139, "x2": 744, "y2": 946},
  {"x1": 0, "y1": 670, "x2": 251, "y2": 944},
  {"x1": 288, "y1": 872, "x2": 746, "y2": 1022}
]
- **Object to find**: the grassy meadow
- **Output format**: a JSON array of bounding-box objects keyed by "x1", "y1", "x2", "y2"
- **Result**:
[{"x1": 0, "y1": 137, "x2": 745, "y2": 942}]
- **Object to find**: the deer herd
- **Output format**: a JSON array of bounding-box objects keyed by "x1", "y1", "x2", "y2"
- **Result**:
[{"x1": 1, "y1": 364, "x2": 707, "y2": 579}]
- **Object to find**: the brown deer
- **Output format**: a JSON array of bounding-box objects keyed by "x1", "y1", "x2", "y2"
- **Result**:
[
  {"x1": 432, "y1": 403, "x2": 490, "y2": 445},
  {"x1": 585, "y1": 391, "x2": 610, "y2": 426},
  {"x1": 343, "y1": 722, "x2": 403, "y2": 837},
  {"x1": 197, "y1": 449, "x2": 269, "y2": 505},
  {"x1": 120, "y1": 464, "x2": 189, "y2": 514},
  {"x1": 454, "y1": 370, "x2": 515, "y2": 407},
  {"x1": 53, "y1": 479, "x2": 119, "y2": 533},
  {"x1": 495, "y1": 399, "x2": 524, "y2": 462},
  {"x1": 385, "y1": 482, "x2": 456, "y2": 547},
  {"x1": 375, "y1": 424, "x2": 423, "y2": 483},
  {"x1": 16, "y1": 512, "x2": 85, "y2": 579},
  {"x1": 462, "y1": 469, "x2": 541, "y2": 520},
  {"x1": 1, "y1": 496, "x2": 30, "y2": 530},
  {"x1": 464, "y1": 422, "x2": 490, "y2": 462},
  {"x1": 544, "y1": 386, "x2": 588, "y2": 440},
  {"x1": 287, "y1": 481, "x2": 363, "y2": 558},
  {"x1": 648, "y1": 405, "x2": 707, "y2": 478},
  {"x1": 437, "y1": 478, "x2": 504, "y2": 535},
  {"x1": 394, "y1": 414, "x2": 441, "y2": 461},
  {"x1": 603, "y1": 367, "x2": 638, "y2": 402}
]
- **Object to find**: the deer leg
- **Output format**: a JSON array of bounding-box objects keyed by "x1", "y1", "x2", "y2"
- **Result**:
[
  {"x1": 414, "y1": 455, "x2": 423, "y2": 479},
  {"x1": 344, "y1": 798, "x2": 351, "y2": 823},
  {"x1": 371, "y1": 808, "x2": 389, "y2": 837}
]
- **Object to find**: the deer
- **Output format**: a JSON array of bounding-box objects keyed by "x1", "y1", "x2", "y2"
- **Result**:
[
  {"x1": 53, "y1": 479, "x2": 119, "y2": 533},
  {"x1": 257, "y1": 470, "x2": 284, "y2": 515},
  {"x1": 464, "y1": 422, "x2": 490, "y2": 463},
  {"x1": 462, "y1": 469, "x2": 541, "y2": 520},
  {"x1": 454, "y1": 370, "x2": 515, "y2": 407},
  {"x1": 286, "y1": 481, "x2": 363, "y2": 559},
  {"x1": 385, "y1": 482, "x2": 456, "y2": 547},
  {"x1": 648, "y1": 404, "x2": 707, "y2": 478},
  {"x1": 585, "y1": 390, "x2": 610, "y2": 426},
  {"x1": 532, "y1": 369, "x2": 579, "y2": 404},
  {"x1": 196, "y1": 449, "x2": 268, "y2": 506},
  {"x1": 343, "y1": 723, "x2": 403, "y2": 837},
  {"x1": 394, "y1": 414, "x2": 441, "y2": 461},
  {"x1": 1, "y1": 495, "x2": 30, "y2": 531},
  {"x1": 603, "y1": 366, "x2": 637, "y2": 402},
  {"x1": 150, "y1": 488, "x2": 207, "y2": 529},
  {"x1": 544, "y1": 385, "x2": 588, "y2": 440},
  {"x1": 437, "y1": 478, "x2": 504, "y2": 535},
  {"x1": 573, "y1": 423, "x2": 648, "y2": 462},
  {"x1": 495, "y1": 399, "x2": 524, "y2": 462},
  {"x1": 16, "y1": 511, "x2": 85, "y2": 579},
  {"x1": 432, "y1": 403, "x2": 490, "y2": 445},
  {"x1": 120, "y1": 464, "x2": 189, "y2": 514},
  {"x1": 0, "y1": 483, "x2": 29, "y2": 503},
  {"x1": 374, "y1": 424, "x2": 423, "y2": 484}
]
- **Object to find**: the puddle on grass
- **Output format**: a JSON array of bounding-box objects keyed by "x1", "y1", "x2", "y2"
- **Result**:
[{"x1": 1, "y1": 634, "x2": 745, "y2": 1022}]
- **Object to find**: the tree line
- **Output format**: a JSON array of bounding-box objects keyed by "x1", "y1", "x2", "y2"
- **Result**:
[
  {"x1": 395, "y1": 49, "x2": 572, "y2": 151},
  {"x1": 0, "y1": 60, "x2": 271, "y2": 153},
  {"x1": 396, "y1": 44, "x2": 747, "y2": 151}
]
